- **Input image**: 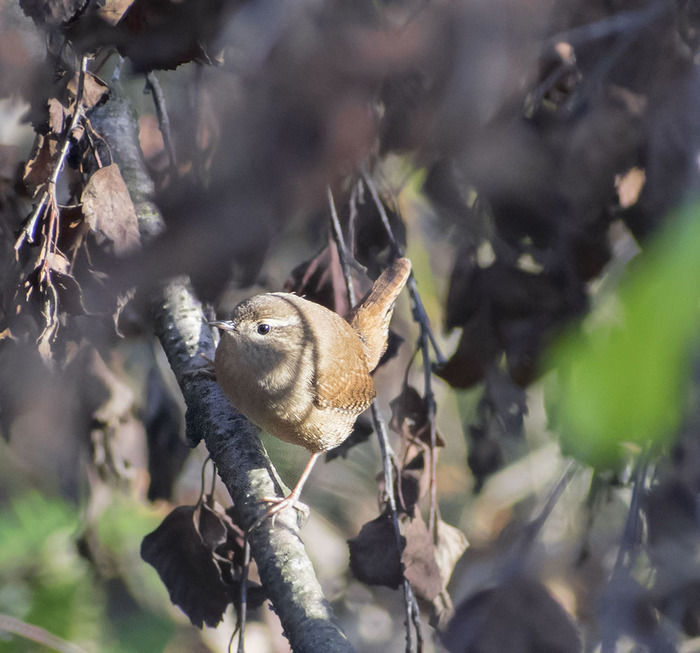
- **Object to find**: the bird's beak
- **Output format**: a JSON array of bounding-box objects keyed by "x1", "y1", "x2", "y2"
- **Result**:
[{"x1": 209, "y1": 320, "x2": 236, "y2": 332}]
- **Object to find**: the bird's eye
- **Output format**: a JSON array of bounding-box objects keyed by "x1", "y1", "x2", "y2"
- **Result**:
[{"x1": 257, "y1": 323, "x2": 271, "y2": 335}]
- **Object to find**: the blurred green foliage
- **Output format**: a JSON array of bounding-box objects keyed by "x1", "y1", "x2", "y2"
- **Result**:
[
  {"x1": 0, "y1": 491, "x2": 101, "y2": 652},
  {"x1": 552, "y1": 205, "x2": 700, "y2": 467},
  {"x1": 0, "y1": 491, "x2": 181, "y2": 652}
]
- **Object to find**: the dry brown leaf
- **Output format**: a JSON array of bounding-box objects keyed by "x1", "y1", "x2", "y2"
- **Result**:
[
  {"x1": 48, "y1": 98, "x2": 67, "y2": 135},
  {"x1": 434, "y1": 520, "x2": 468, "y2": 587},
  {"x1": 402, "y1": 513, "x2": 442, "y2": 602},
  {"x1": 51, "y1": 270, "x2": 85, "y2": 316},
  {"x1": 23, "y1": 134, "x2": 59, "y2": 198},
  {"x1": 81, "y1": 164, "x2": 141, "y2": 255},
  {"x1": 97, "y1": 0, "x2": 135, "y2": 25},
  {"x1": 67, "y1": 71, "x2": 110, "y2": 112},
  {"x1": 284, "y1": 243, "x2": 369, "y2": 318},
  {"x1": 0, "y1": 327, "x2": 17, "y2": 343}
]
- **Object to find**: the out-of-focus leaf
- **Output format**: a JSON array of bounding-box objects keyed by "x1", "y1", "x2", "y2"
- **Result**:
[
  {"x1": 443, "y1": 579, "x2": 581, "y2": 653},
  {"x1": 616, "y1": 167, "x2": 646, "y2": 209},
  {"x1": 19, "y1": 0, "x2": 88, "y2": 27},
  {"x1": 97, "y1": 0, "x2": 135, "y2": 25},
  {"x1": 143, "y1": 367, "x2": 189, "y2": 502},
  {"x1": 348, "y1": 511, "x2": 404, "y2": 589},
  {"x1": 436, "y1": 309, "x2": 499, "y2": 389},
  {"x1": 552, "y1": 206, "x2": 700, "y2": 467}
]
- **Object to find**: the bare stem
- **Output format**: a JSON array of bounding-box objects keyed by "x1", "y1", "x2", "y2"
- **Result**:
[
  {"x1": 328, "y1": 186, "x2": 357, "y2": 306},
  {"x1": 359, "y1": 164, "x2": 441, "y2": 539},
  {"x1": 600, "y1": 450, "x2": 651, "y2": 653},
  {"x1": 359, "y1": 164, "x2": 445, "y2": 366},
  {"x1": 0, "y1": 615, "x2": 88, "y2": 653},
  {"x1": 237, "y1": 536, "x2": 251, "y2": 653},
  {"x1": 15, "y1": 56, "x2": 89, "y2": 253},
  {"x1": 328, "y1": 187, "x2": 422, "y2": 652},
  {"x1": 145, "y1": 71, "x2": 178, "y2": 176}
]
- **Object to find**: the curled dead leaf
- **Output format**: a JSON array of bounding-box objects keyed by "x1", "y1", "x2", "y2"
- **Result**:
[
  {"x1": 434, "y1": 520, "x2": 468, "y2": 588},
  {"x1": 141, "y1": 504, "x2": 231, "y2": 628},
  {"x1": 401, "y1": 513, "x2": 442, "y2": 602},
  {"x1": 81, "y1": 164, "x2": 141, "y2": 255}
]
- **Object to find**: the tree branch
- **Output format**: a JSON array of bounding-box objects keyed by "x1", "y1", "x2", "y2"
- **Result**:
[{"x1": 91, "y1": 75, "x2": 354, "y2": 653}]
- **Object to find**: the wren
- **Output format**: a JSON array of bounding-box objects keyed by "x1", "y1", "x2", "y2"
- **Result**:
[{"x1": 211, "y1": 257, "x2": 411, "y2": 526}]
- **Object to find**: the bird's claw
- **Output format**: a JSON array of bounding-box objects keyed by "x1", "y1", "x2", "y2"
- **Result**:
[{"x1": 250, "y1": 495, "x2": 310, "y2": 531}]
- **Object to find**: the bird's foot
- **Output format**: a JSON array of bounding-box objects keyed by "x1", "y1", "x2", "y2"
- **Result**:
[{"x1": 250, "y1": 494, "x2": 310, "y2": 531}]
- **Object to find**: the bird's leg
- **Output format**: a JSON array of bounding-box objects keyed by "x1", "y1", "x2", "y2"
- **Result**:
[{"x1": 251, "y1": 452, "x2": 321, "y2": 530}]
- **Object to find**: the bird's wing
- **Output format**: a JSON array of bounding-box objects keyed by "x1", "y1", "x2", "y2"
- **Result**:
[{"x1": 313, "y1": 312, "x2": 376, "y2": 412}]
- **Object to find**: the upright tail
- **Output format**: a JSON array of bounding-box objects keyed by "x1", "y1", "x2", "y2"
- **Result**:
[{"x1": 351, "y1": 257, "x2": 411, "y2": 371}]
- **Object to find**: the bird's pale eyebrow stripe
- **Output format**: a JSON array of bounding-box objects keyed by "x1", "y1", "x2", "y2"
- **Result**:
[{"x1": 258, "y1": 317, "x2": 298, "y2": 328}]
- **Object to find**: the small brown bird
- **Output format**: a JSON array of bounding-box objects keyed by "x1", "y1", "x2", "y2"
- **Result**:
[{"x1": 211, "y1": 257, "x2": 411, "y2": 525}]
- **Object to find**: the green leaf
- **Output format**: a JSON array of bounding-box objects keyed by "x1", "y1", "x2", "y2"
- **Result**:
[{"x1": 551, "y1": 205, "x2": 700, "y2": 467}]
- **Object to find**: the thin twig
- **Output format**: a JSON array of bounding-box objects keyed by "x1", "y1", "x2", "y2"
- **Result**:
[
  {"x1": 372, "y1": 403, "x2": 417, "y2": 653},
  {"x1": 237, "y1": 535, "x2": 251, "y2": 653},
  {"x1": 506, "y1": 460, "x2": 577, "y2": 576},
  {"x1": 209, "y1": 460, "x2": 217, "y2": 498},
  {"x1": 359, "y1": 164, "x2": 445, "y2": 366},
  {"x1": 328, "y1": 190, "x2": 421, "y2": 651},
  {"x1": 360, "y1": 165, "x2": 441, "y2": 538},
  {"x1": 545, "y1": 2, "x2": 667, "y2": 48},
  {"x1": 145, "y1": 71, "x2": 178, "y2": 177},
  {"x1": 15, "y1": 56, "x2": 89, "y2": 253},
  {"x1": 419, "y1": 323, "x2": 438, "y2": 536},
  {"x1": 600, "y1": 449, "x2": 651, "y2": 653},
  {"x1": 0, "y1": 615, "x2": 88, "y2": 653},
  {"x1": 328, "y1": 187, "x2": 356, "y2": 306},
  {"x1": 199, "y1": 454, "x2": 212, "y2": 503}
]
